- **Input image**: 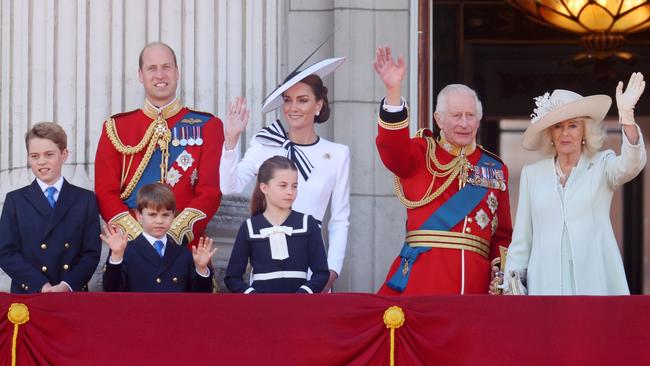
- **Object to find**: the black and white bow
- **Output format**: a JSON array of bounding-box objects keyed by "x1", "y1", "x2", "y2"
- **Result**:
[{"x1": 255, "y1": 120, "x2": 315, "y2": 181}]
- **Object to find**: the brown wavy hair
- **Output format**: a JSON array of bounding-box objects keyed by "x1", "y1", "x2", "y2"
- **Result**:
[{"x1": 250, "y1": 156, "x2": 298, "y2": 216}]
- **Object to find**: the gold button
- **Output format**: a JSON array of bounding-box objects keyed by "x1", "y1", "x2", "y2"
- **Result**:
[
  {"x1": 465, "y1": 227, "x2": 471, "y2": 233},
  {"x1": 172, "y1": 277, "x2": 178, "y2": 283},
  {"x1": 41, "y1": 266, "x2": 47, "y2": 272},
  {"x1": 63, "y1": 264, "x2": 69, "y2": 271},
  {"x1": 41, "y1": 243, "x2": 47, "y2": 250},
  {"x1": 64, "y1": 243, "x2": 70, "y2": 249},
  {"x1": 467, "y1": 218, "x2": 473, "y2": 223},
  {"x1": 24, "y1": 286, "x2": 28, "y2": 291},
  {"x1": 156, "y1": 278, "x2": 162, "y2": 284},
  {"x1": 21, "y1": 284, "x2": 25, "y2": 289}
]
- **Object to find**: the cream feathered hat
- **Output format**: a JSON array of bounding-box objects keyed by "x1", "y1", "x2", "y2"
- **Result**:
[{"x1": 521, "y1": 89, "x2": 611, "y2": 150}]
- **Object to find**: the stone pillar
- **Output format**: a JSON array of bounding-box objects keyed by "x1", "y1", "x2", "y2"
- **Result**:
[{"x1": 331, "y1": 1, "x2": 413, "y2": 292}]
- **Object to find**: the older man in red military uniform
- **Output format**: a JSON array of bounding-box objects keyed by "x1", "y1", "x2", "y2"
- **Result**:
[
  {"x1": 95, "y1": 42, "x2": 223, "y2": 247},
  {"x1": 373, "y1": 46, "x2": 512, "y2": 295}
]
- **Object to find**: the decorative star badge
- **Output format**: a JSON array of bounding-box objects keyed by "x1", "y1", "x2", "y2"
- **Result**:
[
  {"x1": 176, "y1": 150, "x2": 195, "y2": 172},
  {"x1": 487, "y1": 192, "x2": 498, "y2": 215},
  {"x1": 166, "y1": 167, "x2": 181, "y2": 187},
  {"x1": 475, "y1": 209, "x2": 489, "y2": 230}
]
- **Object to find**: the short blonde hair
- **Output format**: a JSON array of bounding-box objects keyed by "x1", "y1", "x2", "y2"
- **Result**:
[{"x1": 537, "y1": 118, "x2": 606, "y2": 157}]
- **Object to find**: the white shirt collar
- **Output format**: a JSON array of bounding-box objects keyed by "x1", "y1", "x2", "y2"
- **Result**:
[
  {"x1": 36, "y1": 176, "x2": 64, "y2": 194},
  {"x1": 142, "y1": 231, "x2": 168, "y2": 247}
]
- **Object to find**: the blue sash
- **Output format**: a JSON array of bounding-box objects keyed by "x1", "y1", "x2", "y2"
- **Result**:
[
  {"x1": 386, "y1": 151, "x2": 502, "y2": 292},
  {"x1": 123, "y1": 112, "x2": 211, "y2": 208}
]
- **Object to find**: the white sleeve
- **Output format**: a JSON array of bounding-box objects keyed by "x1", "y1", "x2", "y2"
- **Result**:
[
  {"x1": 604, "y1": 124, "x2": 646, "y2": 190},
  {"x1": 325, "y1": 145, "x2": 351, "y2": 275},
  {"x1": 219, "y1": 137, "x2": 264, "y2": 195},
  {"x1": 504, "y1": 166, "x2": 533, "y2": 277}
]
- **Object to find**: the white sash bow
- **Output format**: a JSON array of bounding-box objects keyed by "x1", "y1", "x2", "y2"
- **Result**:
[{"x1": 259, "y1": 225, "x2": 293, "y2": 260}]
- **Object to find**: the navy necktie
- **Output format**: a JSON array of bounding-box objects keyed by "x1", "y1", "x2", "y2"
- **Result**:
[
  {"x1": 45, "y1": 187, "x2": 57, "y2": 208},
  {"x1": 154, "y1": 240, "x2": 164, "y2": 257}
]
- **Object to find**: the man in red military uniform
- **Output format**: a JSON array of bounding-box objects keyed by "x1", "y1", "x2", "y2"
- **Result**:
[
  {"x1": 373, "y1": 46, "x2": 512, "y2": 295},
  {"x1": 95, "y1": 42, "x2": 223, "y2": 247}
]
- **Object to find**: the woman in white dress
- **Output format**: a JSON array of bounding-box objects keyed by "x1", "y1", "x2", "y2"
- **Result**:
[
  {"x1": 497, "y1": 72, "x2": 646, "y2": 295},
  {"x1": 220, "y1": 58, "x2": 350, "y2": 292}
]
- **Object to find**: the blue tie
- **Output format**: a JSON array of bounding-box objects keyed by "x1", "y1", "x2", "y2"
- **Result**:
[
  {"x1": 154, "y1": 240, "x2": 164, "y2": 257},
  {"x1": 45, "y1": 187, "x2": 57, "y2": 208}
]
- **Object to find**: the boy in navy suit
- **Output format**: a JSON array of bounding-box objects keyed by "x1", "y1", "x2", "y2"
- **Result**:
[
  {"x1": 102, "y1": 183, "x2": 216, "y2": 292},
  {"x1": 0, "y1": 122, "x2": 101, "y2": 293}
]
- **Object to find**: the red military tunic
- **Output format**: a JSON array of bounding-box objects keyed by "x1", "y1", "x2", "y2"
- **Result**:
[
  {"x1": 95, "y1": 98, "x2": 224, "y2": 247},
  {"x1": 376, "y1": 104, "x2": 512, "y2": 295}
]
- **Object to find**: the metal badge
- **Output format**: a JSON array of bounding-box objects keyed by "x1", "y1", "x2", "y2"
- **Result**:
[
  {"x1": 195, "y1": 126, "x2": 204, "y2": 146},
  {"x1": 180, "y1": 127, "x2": 188, "y2": 146},
  {"x1": 171, "y1": 127, "x2": 180, "y2": 147}
]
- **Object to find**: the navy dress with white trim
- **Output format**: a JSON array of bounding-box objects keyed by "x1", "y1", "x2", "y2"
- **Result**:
[{"x1": 225, "y1": 211, "x2": 329, "y2": 294}]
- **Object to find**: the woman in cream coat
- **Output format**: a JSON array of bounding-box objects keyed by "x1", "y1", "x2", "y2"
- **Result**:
[{"x1": 501, "y1": 73, "x2": 646, "y2": 295}]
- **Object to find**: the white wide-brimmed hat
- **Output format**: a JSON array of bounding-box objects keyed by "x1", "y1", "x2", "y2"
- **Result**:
[
  {"x1": 261, "y1": 57, "x2": 346, "y2": 113},
  {"x1": 521, "y1": 89, "x2": 611, "y2": 150}
]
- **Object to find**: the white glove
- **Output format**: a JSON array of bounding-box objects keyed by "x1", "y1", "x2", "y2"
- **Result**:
[{"x1": 616, "y1": 72, "x2": 646, "y2": 125}]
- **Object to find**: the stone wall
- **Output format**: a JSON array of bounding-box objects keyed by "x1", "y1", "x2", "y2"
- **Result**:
[{"x1": 0, "y1": 0, "x2": 415, "y2": 293}]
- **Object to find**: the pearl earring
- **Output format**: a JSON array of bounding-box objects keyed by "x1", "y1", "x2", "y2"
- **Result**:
[
  {"x1": 582, "y1": 139, "x2": 586, "y2": 145},
  {"x1": 550, "y1": 141, "x2": 554, "y2": 146},
  {"x1": 315, "y1": 110, "x2": 320, "y2": 116}
]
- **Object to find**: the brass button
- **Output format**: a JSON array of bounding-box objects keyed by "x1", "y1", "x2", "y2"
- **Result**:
[
  {"x1": 465, "y1": 227, "x2": 471, "y2": 233},
  {"x1": 41, "y1": 266, "x2": 47, "y2": 272},
  {"x1": 40, "y1": 243, "x2": 47, "y2": 250},
  {"x1": 156, "y1": 278, "x2": 162, "y2": 284},
  {"x1": 21, "y1": 284, "x2": 25, "y2": 289},
  {"x1": 24, "y1": 286, "x2": 29, "y2": 291},
  {"x1": 172, "y1": 277, "x2": 178, "y2": 283},
  {"x1": 467, "y1": 217, "x2": 473, "y2": 223},
  {"x1": 63, "y1": 264, "x2": 69, "y2": 271},
  {"x1": 64, "y1": 243, "x2": 70, "y2": 249}
]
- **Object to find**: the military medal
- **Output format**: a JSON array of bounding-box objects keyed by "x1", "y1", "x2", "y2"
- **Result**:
[
  {"x1": 180, "y1": 127, "x2": 188, "y2": 146},
  {"x1": 171, "y1": 127, "x2": 180, "y2": 147},
  {"x1": 195, "y1": 126, "x2": 203, "y2": 146},
  {"x1": 187, "y1": 125, "x2": 196, "y2": 146}
]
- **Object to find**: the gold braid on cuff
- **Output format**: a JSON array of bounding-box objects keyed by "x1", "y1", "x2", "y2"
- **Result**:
[
  {"x1": 110, "y1": 212, "x2": 143, "y2": 241},
  {"x1": 168, "y1": 208, "x2": 207, "y2": 245},
  {"x1": 378, "y1": 116, "x2": 409, "y2": 130}
]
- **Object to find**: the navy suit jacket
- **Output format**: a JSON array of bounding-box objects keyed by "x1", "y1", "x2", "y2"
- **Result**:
[
  {"x1": 0, "y1": 179, "x2": 102, "y2": 293},
  {"x1": 103, "y1": 234, "x2": 212, "y2": 292}
]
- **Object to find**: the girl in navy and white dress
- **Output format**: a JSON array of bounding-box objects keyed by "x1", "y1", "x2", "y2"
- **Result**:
[
  {"x1": 225, "y1": 156, "x2": 329, "y2": 294},
  {"x1": 221, "y1": 58, "x2": 349, "y2": 292}
]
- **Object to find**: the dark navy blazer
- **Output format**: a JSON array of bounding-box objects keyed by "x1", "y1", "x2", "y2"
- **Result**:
[
  {"x1": 103, "y1": 234, "x2": 212, "y2": 293},
  {"x1": 0, "y1": 179, "x2": 102, "y2": 293}
]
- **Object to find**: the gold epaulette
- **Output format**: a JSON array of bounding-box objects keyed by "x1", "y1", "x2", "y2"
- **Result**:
[
  {"x1": 109, "y1": 212, "x2": 143, "y2": 241},
  {"x1": 168, "y1": 208, "x2": 207, "y2": 245}
]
